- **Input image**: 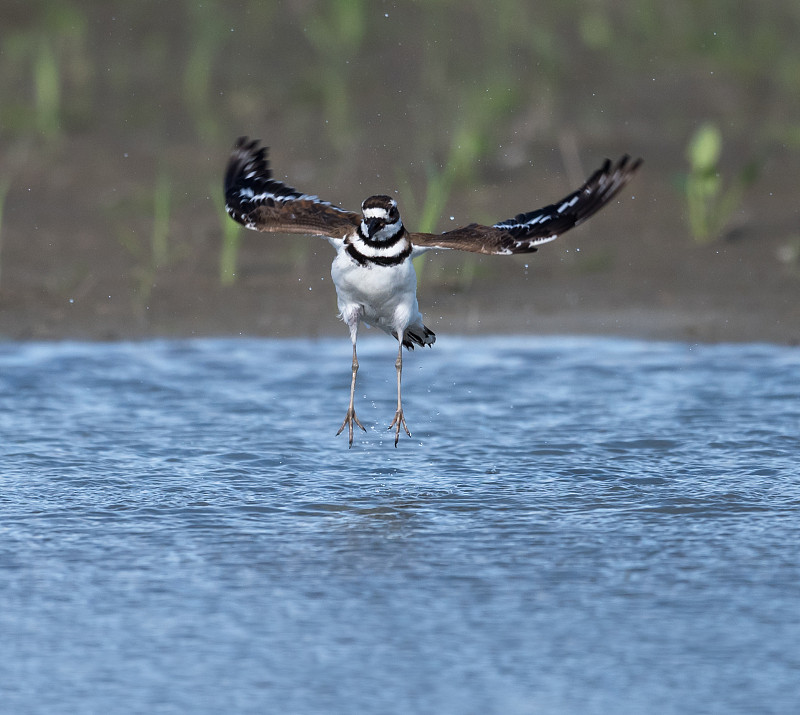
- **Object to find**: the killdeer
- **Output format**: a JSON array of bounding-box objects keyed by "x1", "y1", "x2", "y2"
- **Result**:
[{"x1": 224, "y1": 137, "x2": 641, "y2": 447}]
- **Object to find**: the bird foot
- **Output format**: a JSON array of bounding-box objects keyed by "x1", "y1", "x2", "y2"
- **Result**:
[
  {"x1": 389, "y1": 408, "x2": 411, "y2": 447},
  {"x1": 337, "y1": 407, "x2": 366, "y2": 448}
]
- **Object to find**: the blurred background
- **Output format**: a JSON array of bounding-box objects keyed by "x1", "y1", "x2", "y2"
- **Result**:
[{"x1": 0, "y1": 0, "x2": 798, "y2": 342}]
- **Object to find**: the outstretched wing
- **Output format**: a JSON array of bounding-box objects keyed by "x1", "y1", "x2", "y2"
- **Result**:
[
  {"x1": 224, "y1": 137, "x2": 360, "y2": 240},
  {"x1": 409, "y1": 155, "x2": 641, "y2": 255}
]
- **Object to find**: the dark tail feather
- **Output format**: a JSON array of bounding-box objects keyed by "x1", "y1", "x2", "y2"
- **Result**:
[{"x1": 396, "y1": 324, "x2": 436, "y2": 350}]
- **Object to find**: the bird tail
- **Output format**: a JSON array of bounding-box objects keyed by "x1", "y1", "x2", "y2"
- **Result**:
[{"x1": 397, "y1": 324, "x2": 436, "y2": 350}]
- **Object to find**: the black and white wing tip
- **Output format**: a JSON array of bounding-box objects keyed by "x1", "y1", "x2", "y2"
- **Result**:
[
  {"x1": 223, "y1": 137, "x2": 359, "y2": 239},
  {"x1": 224, "y1": 137, "x2": 324, "y2": 228},
  {"x1": 491, "y1": 154, "x2": 642, "y2": 252},
  {"x1": 408, "y1": 154, "x2": 641, "y2": 256}
]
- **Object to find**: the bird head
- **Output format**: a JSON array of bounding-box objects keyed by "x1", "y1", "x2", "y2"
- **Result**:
[{"x1": 360, "y1": 195, "x2": 403, "y2": 241}]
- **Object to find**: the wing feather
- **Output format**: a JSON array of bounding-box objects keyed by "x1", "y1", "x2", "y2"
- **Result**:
[
  {"x1": 410, "y1": 155, "x2": 641, "y2": 255},
  {"x1": 224, "y1": 137, "x2": 360, "y2": 240}
]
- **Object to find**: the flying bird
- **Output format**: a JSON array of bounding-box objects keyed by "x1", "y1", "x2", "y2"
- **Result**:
[{"x1": 224, "y1": 137, "x2": 641, "y2": 447}]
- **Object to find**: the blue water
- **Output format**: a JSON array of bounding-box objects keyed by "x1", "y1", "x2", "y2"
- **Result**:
[{"x1": 1, "y1": 336, "x2": 799, "y2": 714}]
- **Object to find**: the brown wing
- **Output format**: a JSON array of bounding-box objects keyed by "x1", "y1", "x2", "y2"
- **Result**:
[
  {"x1": 224, "y1": 137, "x2": 360, "y2": 240},
  {"x1": 409, "y1": 155, "x2": 641, "y2": 255}
]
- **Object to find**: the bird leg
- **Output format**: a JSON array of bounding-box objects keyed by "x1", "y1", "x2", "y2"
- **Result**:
[
  {"x1": 337, "y1": 336, "x2": 366, "y2": 447},
  {"x1": 389, "y1": 335, "x2": 411, "y2": 446}
]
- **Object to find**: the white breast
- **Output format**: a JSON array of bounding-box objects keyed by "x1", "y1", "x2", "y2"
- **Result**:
[{"x1": 330, "y1": 245, "x2": 421, "y2": 336}]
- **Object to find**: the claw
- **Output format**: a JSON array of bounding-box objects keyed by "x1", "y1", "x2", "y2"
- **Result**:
[
  {"x1": 337, "y1": 407, "x2": 366, "y2": 448},
  {"x1": 388, "y1": 408, "x2": 411, "y2": 447}
]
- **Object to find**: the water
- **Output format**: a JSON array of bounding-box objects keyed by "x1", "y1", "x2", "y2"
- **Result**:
[{"x1": 1, "y1": 336, "x2": 798, "y2": 714}]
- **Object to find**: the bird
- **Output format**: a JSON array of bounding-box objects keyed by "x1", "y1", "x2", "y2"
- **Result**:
[{"x1": 224, "y1": 137, "x2": 641, "y2": 447}]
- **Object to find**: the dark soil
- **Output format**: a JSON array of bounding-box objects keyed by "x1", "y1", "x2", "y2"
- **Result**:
[
  {"x1": 2, "y1": 135, "x2": 798, "y2": 345},
  {"x1": 2, "y1": 3, "x2": 799, "y2": 345}
]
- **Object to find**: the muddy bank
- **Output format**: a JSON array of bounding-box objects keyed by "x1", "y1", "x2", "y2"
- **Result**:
[{"x1": 1, "y1": 3, "x2": 799, "y2": 345}]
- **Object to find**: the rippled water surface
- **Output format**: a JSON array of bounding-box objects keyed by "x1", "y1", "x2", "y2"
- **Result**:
[{"x1": 1, "y1": 336, "x2": 799, "y2": 714}]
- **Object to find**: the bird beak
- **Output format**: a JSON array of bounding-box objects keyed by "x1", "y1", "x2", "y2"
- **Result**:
[{"x1": 365, "y1": 217, "x2": 383, "y2": 236}]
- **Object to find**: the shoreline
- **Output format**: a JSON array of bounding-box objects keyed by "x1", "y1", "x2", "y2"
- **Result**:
[{"x1": 2, "y1": 298, "x2": 796, "y2": 346}]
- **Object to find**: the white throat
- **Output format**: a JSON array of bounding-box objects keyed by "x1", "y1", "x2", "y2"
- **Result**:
[{"x1": 361, "y1": 219, "x2": 403, "y2": 243}]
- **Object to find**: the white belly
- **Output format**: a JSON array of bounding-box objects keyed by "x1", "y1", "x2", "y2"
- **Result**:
[{"x1": 330, "y1": 250, "x2": 421, "y2": 334}]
